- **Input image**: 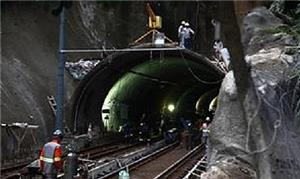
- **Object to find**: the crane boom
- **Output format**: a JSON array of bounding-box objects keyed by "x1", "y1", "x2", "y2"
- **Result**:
[
  {"x1": 145, "y1": 3, "x2": 162, "y2": 29},
  {"x1": 146, "y1": 3, "x2": 156, "y2": 21}
]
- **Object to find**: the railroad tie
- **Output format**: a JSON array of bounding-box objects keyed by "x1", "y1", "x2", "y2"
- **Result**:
[{"x1": 191, "y1": 172, "x2": 202, "y2": 177}]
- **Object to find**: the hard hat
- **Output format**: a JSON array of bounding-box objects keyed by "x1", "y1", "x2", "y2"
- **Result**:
[
  {"x1": 181, "y1": 20, "x2": 185, "y2": 25},
  {"x1": 206, "y1": 117, "x2": 210, "y2": 121},
  {"x1": 53, "y1": 129, "x2": 63, "y2": 139},
  {"x1": 185, "y1": 22, "x2": 190, "y2": 26}
]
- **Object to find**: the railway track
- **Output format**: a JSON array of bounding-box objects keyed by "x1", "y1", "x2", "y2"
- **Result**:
[
  {"x1": 0, "y1": 162, "x2": 29, "y2": 178},
  {"x1": 2, "y1": 140, "x2": 205, "y2": 179},
  {"x1": 101, "y1": 141, "x2": 180, "y2": 179},
  {"x1": 182, "y1": 155, "x2": 207, "y2": 179},
  {"x1": 101, "y1": 143, "x2": 206, "y2": 179},
  {"x1": 80, "y1": 143, "x2": 140, "y2": 160},
  {"x1": 0, "y1": 141, "x2": 130, "y2": 178},
  {"x1": 154, "y1": 144, "x2": 206, "y2": 179}
]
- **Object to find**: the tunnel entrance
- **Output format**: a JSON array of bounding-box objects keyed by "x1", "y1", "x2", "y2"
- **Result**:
[{"x1": 70, "y1": 48, "x2": 224, "y2": 135}]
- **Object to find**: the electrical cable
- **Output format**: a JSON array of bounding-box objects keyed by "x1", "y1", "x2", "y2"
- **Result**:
[
  {"x1": 179, "y1": 51, "x2": 224, "y2": 85},
  {"x1": 127, "y1": 70, "x2": 177, "y2": 86},
  {"x1": 243, "y1": 75, "x2": 285, "y2": 155}
]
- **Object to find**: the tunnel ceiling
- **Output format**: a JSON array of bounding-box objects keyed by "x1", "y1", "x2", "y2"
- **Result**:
[
  {"x1": 70, "y1": 49, "x2": 224, "y2": 133},
  {"x1": 110, "y1": 57, "x2": 221, "y2": 102}
]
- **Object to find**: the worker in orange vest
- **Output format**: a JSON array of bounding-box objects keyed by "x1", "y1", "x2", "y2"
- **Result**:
[
  {"x1": 201, "y1": 117, "x2": 211, "y2": 147},
  {"x1": 39, "y1": 130, "x2": 63, "y2": 179}
]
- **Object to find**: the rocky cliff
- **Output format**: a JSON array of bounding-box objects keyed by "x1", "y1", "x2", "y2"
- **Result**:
[{"x1": 203, "y1": 6, "x2": 300, "y2": 179}]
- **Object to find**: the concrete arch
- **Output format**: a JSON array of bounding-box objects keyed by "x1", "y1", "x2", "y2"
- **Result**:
[
  {"x1": 195, "y1": 88, "x2": 220, "y2": 117},
  {"x1": 69, "y1": 47, "x2": 224, "y2": 134}
]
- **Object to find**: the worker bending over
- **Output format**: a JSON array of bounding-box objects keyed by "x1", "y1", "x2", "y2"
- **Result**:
[{"x1": 39, "y1": 130, "x2": 63, "y2": 179}]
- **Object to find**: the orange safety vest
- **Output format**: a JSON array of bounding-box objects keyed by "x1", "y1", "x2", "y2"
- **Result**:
[{"x1": 39, "y1": 140, "x2": 63, "y2": 176}]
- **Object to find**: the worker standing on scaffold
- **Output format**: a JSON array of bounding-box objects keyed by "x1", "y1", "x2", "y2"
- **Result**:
[
  {"x1": 39, "y1": 130, "x2": 64, "y2": 179},
  {"x1": 178, "y1": 20, "x2": 186, "y2": 47},
  {"x1": 183, "y1": 22, "x2": 195, "y2": 49}
]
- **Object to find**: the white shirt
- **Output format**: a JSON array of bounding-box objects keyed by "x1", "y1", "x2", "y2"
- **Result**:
[
  {"x1": 220, "y1": 48, "x2": 230, "y2": 66},
  {"x1": 183, "y1": 27, "x2": 194, "y2": 39}
]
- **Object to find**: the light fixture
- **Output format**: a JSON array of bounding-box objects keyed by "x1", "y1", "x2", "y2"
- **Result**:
[{"x1": 167, "y1": 104, "x2": 175, "y2": 112}]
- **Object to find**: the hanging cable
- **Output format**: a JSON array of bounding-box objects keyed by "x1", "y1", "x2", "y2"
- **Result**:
[
  {"x1": 242, "y1": 75, "x2": 285, "y2": 155},
  {"x1": 127, "y1": 70, "x2": 177, "y2": 86},
  {"x1": 179, "y1": 51, "x2": 224, "y2": 85}
]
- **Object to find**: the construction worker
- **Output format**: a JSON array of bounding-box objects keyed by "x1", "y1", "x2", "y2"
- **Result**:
[
  {"x1": 39, "y1": 130, "x2": 63, "y2": 179},
  {"x1": 183, "y1": 22, "x2": 195, "y2": 49},
  {"x1": 220, "y1": 46, "x2": 231, "y2": 69},
  {"x1": 123, "y1": 122, "x2": 134, "y2": 143},
  {"x1": 213, "y1": 40, "x2": 223, "y2": 57},
  {"x1": 201, "y1": 117, "x2": 210, "y2": 147},
  {"x1": 213, "y1": 40, "x2": 230, "y2": 71},
  {"x1": 178, "y1": 20, "x2": 186, "y2": 47}
]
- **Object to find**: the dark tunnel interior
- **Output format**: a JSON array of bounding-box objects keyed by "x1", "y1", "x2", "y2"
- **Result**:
[{"x1": 70, "y1": 49, "x2": 224, "y2": 135}]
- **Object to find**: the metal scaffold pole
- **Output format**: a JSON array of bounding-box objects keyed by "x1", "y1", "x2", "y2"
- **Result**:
[{"x1": 55, "y1": 6, "x2": 65, "y2": 132}]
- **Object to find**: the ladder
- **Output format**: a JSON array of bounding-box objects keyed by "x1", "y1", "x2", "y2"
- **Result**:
[
  {"x1": 47, "y1": 95, "x2": 57, "y2": 116},
  {"x1": 47, "y1": 95, "x2": 72, "y2": 136}
]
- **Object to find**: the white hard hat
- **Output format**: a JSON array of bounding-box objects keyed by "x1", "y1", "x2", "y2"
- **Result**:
[
  {"x1": 181, "y1": 20, "x2": 185, "y2": 25},
  {"x1": 53, "y1": 129, "x2": 63, "y2": 138},
  {"x1": 206, "y1": 117, "x2": 210, "y2": 121}
]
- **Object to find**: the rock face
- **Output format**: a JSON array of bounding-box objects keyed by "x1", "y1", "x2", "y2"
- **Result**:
[
  {"x1": 242, "y1": 7, "x2": 283, "y2": 50},
  {"x1": 1, "y1": 0, "x2": 220, "y2": 167},
  {"x1": 205, "y1": 7, "x2": 300, "y2": 179},
  {"x1": 1, "y1": 1, "x2": 148, "y2": 166}
]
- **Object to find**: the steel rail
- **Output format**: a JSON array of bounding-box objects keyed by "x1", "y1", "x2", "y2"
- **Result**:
[
  {"x1": 183, "y1": 155, "x2": 207, "y2": 179},
  {"x1": 1, "y1": 141, "x2": 128, "y2": 178},
  {"x1": 57, "y1": 143, "x2": 142, "y2": 178},
  {"x1": 153, "y1": 144, "x2": 205, "y2": 179},
  {"x1": 98, "y1": 142, "x2": 179, "y2": 179}
]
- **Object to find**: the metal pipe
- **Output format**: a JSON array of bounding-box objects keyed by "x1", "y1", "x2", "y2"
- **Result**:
[
  {"x1": 55, "y1": 6, "x2": 65, "y2": 131},
  {"x1": 211, "y1": 19, "x2": 221, "y2": 41},
  {"x1": 60, "y1": 47, "x2": 184, "y2": 53}
]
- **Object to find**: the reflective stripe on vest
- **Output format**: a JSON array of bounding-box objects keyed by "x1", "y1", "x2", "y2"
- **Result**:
[
  {"x1": 41, "y1": 141, "x2": 61, "y2": 175},
  {"x1": 40, "y1": 156, "x2": 54, "y2": 163},
  {"x1": 54, "y1": 157, "x2": 61, "y2": 162},
  {"x1": 203, "y1": 129, "x2": 210, "y2": 133}
]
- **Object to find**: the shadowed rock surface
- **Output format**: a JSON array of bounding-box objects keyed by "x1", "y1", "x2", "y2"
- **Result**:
[
  {"x1": 204, "y1": 7, "x2": 300, "y2": 179},
  {"x1": 1, "y1": 1, "x2": 148, "y2": 166}
]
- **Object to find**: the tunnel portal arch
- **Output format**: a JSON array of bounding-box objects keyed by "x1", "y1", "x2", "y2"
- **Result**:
[{"x1": 69, "y1": 47, "x2": 224, "y2": 134}]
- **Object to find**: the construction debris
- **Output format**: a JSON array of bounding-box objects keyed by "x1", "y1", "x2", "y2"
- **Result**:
[{"x1": 65, "y1": 59, "x2": 100, "y2": 80}]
